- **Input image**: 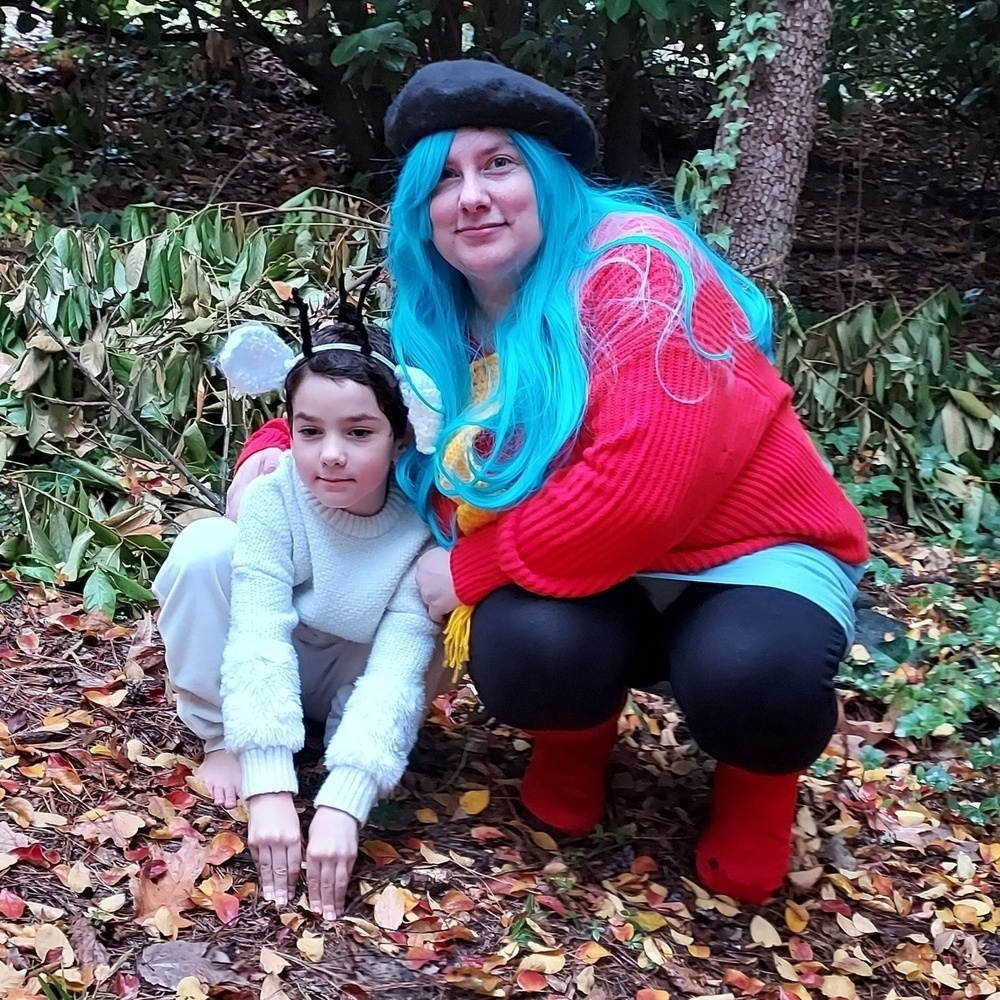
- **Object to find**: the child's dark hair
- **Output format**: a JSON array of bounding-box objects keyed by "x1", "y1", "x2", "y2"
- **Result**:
[{"x1": 284, "y1": 276, "x2": 409, "y2": 441}]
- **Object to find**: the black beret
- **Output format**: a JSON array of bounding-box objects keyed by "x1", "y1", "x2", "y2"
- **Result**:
[{"x1": 384, "y1": 59, "x2": 598, "y2": 170}]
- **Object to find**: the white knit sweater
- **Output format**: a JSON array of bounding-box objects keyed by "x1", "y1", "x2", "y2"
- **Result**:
[{"x1": 219, "y1": 454, "x2": 437, "y2": 823}]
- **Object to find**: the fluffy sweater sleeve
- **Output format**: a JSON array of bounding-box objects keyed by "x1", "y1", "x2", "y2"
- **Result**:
[
  {"x1": 220, "y1": 472, "x2": 303, "y2": 798},
  {"x1": 451, "y1": 239, "x2": 774, "y2": 604},
  {"x1": 314, "y1": 560, "x2": 439, "y2": 823}
]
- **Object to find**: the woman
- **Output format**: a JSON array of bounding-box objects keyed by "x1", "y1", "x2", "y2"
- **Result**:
[{"x1": 232, "y1": 58, "x2": 869, "y2": 904}]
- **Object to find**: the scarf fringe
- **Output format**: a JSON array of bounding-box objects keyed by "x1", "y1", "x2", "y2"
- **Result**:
[{"x1": 443, "y1": 603, "x2": 474, "y2": 681}]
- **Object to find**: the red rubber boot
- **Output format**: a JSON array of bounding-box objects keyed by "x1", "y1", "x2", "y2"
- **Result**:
[
  {"x1": 695, "y1": 763, "x2": 801, "y2": 904},
  {"x1": 520, "y1": 711, "x2": 620, "y2": 837}
]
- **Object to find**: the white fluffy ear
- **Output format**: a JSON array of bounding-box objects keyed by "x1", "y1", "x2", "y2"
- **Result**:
[
  {"x1": 218, "y1": 322, "x2": 296, "y2": 397},
  {"x1": 396, "y1": 365, "x2": 442, "y2": 455}
]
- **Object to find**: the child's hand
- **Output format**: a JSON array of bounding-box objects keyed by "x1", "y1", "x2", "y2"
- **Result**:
[
  {"x1": 306, "y1": 806, "x2": 359, "y2": 920},
  {"x1": 247, "y1": 792, "x2": 302, "y2": 907}
]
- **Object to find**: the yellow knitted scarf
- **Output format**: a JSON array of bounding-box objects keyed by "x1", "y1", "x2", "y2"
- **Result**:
[{"x1": 441, "y1": 354, "x2": 499, "y2": 679}]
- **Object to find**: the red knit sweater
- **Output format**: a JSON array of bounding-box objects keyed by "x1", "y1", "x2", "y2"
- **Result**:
[{"x1": 237, "y1": 217, "x2": 869, "y2": 607}]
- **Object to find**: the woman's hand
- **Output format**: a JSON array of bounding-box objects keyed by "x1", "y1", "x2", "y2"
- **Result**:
[
  {"x1": 226, "y1": 447, "x2": 284, "y2": 520},
  {"x1": 306, "y1": 807, "x2": 359, "y2": 920},
  {"x1": 416, "y1": 547, "x2": 460, "y2": 622},
  {"x1": 247, "y1": 792, "x2": 302, "y2": 907}
]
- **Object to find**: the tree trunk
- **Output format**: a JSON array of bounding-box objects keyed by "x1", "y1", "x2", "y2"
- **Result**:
[
  {"x1": 713, "y1": 0, "x2": 835, "y2": 281},
  {"x1": 602, "y1": 45, "x2": 644, "y2": 182},
  {"x1": 480, "y1": 0, "x2": 526, "y2": 61}
]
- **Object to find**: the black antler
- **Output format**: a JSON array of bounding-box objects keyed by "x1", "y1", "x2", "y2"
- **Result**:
[{"x1": 289, "y1": 287, "x2": 313, "y2": 356}]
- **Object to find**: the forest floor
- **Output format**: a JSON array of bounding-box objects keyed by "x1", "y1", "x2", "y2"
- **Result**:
[
  {"x1": 1, "y1": 520, "x2": 1000, "y2": 1000},
  {"x1": 2, "y1": 27, "x2": 1000, "y2": 1000}
]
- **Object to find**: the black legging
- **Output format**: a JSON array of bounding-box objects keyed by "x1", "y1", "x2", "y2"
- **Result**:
[{"x1": 466, "y1": 581, "x2": 848, "y2": 775}]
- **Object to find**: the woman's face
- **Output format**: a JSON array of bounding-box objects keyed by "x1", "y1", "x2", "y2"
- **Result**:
[{"x1": 429, "y1": 128, "x2": 542, "y2": 307}]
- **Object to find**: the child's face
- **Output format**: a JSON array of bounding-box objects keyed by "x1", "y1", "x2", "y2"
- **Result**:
[{"x1": 290, "y1": 371, "x2": 405, "y2": 515}]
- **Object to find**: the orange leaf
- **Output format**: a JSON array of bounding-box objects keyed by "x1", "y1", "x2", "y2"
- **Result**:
[
  {"x1": 45, "y1": 754, "x2": 83, "y2": 795},
  {"x1": 470, "y1": 826, "x2": 505, "y2": 842},
  {"x1": 439, "y1": 890, "x2": 475, "y2": 913},
  {"x1": 637, "y1": 991, "x2": 671, "y2": 1000},
  {"x1": 128, "y1": 839, "x2": 213, "y2": 923},
  {"x1": 611, "y1": 922, "x2": 635, "y2": 942},
  {"x1": 515, "y1": 970, "x2": 548, "y2": 993},
  {"x1": 360, "y1": 840, "x2": 401, "y2": 865},
  {"x1": 213, "y1": 892, "x2": 239, "y2": 924},
  {"x1": 205, "y1": 831, "x2": 244, "y2": 865},
  {"x1": 725, "y1": 968, "x2": 767, "y2": 995},
  {"x1": 575, "y1": 941, "x2": 611, "y2": 964},
  {"x1": 631, "y1": 855, "x2": 658, "y2": 875}
]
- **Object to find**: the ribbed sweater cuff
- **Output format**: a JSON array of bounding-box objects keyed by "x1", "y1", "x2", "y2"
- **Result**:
[
  {"x1": 313, "y1": 767, "x2": 379, "y2": 824},
  {"x1": 240, "y1": 747, "x2": 299, "y2": 799},
  {"x1": 451, "y1": 523, "x2": 511, "y2": 605}
]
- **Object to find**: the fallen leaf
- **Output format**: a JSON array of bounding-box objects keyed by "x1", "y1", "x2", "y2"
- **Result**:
[
  {"x1": 0, "y1": 889, "x2": 25, "y2": 918},
  {"x1": 35, "y1": 924, "x2": 75, "y2": 966},
  {"x1": 576, "y1": 941, "x2": 612, "y2": 964},
  {"x1": 634, "y1": 910, "x2": 668, "y2": 932},
  {"x1": 360, "y1": 840, "x2": 400, "y2": 865},
  {"x1": 414, "y1": 808, "x2": 439, "y2": 824},
  {"x1": 459, "y1": 789, "x2": 490, "y2": 815},
  {"x1": 373, "y1": 884, "x2": 418, "y2": 930},
  {"x1": 820, "y1": 975, "x2": 857, "y2": 999},
  {"x1": 261, "y1": 973, "x2": 291, "y2": 1000},
  {"x1": 296, "y1": 931, "x2": 324, "y2": 962},
  {"x1": 517, "y1": 951, "x2": 565, "y2": 974},
  {"x1": 137, "y1": 941, "x2": 242, "y2": 989},
  {"x1": 204, "y1": 831, "x2": 244, "y2": 865},
  {"x1": 130, "y1": 839, "x2": 213, "y2": 924},
  {"x1": 750, "y1": 914, "x2": 783, "y2": 948},
  {"x1": 530, "y1": 829, "x2": 559, "y2": 852},
  {"x1": 785, "y1": 900, "x2": 810, "y2": 933},
  {"x1": 175, "y1": 976, "x2": 208, "y2": 1000},
  {"x1": 260, "y1": 947, "x2": 290, "y2": 975},
  {"x1": 637, "y1": 991, "x2": 671, "y2": 1000},
  {"x1": 515, "y1": 969, "x2": 548, "y2": 993}
]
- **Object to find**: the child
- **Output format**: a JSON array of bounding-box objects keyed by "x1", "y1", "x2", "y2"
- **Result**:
[{"x1": 153, "y1": 279, "x2": 440, "y2": 921}]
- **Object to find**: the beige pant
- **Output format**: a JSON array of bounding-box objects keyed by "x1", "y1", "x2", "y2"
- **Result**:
[{"x1": 152, "y1": 516, "x2": 450, "y2": 754}]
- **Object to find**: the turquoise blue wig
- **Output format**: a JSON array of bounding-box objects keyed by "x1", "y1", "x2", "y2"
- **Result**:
[{"x1": 387, "y1": 130, "x2": 773, "y2": 544}]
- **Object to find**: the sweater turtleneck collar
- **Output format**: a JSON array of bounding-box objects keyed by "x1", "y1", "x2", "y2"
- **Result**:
[{"x1": 289, "y1": 458, "x2": 411, "y2": 540}]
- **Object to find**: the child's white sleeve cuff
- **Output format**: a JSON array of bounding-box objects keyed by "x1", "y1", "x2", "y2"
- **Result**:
[
  {"x1": 313, "y1": 766, "x2": 379, "y2": 824},
  {"x1": 240, "y1": 747, "x2": 298, "y2": 799}
]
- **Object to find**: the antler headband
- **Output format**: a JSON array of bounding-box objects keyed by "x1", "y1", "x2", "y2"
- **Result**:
[{"x1": 217, "y1": 271, "x2": 443, "y2": 455}]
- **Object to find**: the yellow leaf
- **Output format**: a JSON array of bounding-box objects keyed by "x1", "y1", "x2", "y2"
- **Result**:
[
  {"x1": 34, "y1": 924, "x2": 74, "y2": 966},
  {"x1": 688, "y1": 943, "x2": 711, "y2": 959},
  {"x1": 419, "y1": 842, "x2": 449, "y2": 865},
  {"x1": 530, "y1": 830, "x2": 559, "y2": 852},
  {"x1": 836, "y1": 912, "x2": 863, "y2": 938},
  {"x1": 750, "y1": 914, "x2": 782, "y2": 948},
  {"x1": 415, "y1": 808, "x2": 439, "y2": 824},
  {"x1": 260, "y1": 946, "x2": 290, "y2": 975},
  {"x1": 575, "y1": 941, "x2": 611, "y2": 964},
  {"x1": 68, "y1": 859, "x2": 92, "y2": 893},
  {"x1": 154, "y1": 906, "x2": 178, "y2": 939},
  {"x1": 459, "y1": 789, "x2": 490, "y2": 815},
  {"x1": 785, "y1": 900, "x2": 810, "y2": 933},
  {"x1": 517, "y1": 951, "x2": 565, "y2": 974},
  {"x1": 774, "y1": 956, "x2": 798, "y2": 981},
  {"x1": 97, "y1": 894, "x2": 126, "y2": 913},
  {"x1": 373, "y1": 884, "x2": 417, "y2": 931},
  {"x1": 261, "y1": 972, "x2": 291, "y2": 1000},
  {"x1": 296, "y1": 931, "x2": 325, "y2": 962},
  {"x1": 642, "y1": 936, "x2": 672, "y2": 967},
  {"x1": 176, "y1": 977, "x2": 208, "y2": 1000},
  {"x1": 821, "y1": 975, "x2": 858, "y2": 999},
  {"x1": 852, "y1": 913, "x2": 878, "y2": 935},
  {"x1": 633, "y1": 911, "x2": 668, "y2": 932},
  {"x1": 930, "y1": 961, "x2": 962, "y2": 989},
  {"x1": 575, "y1": 965, "x2": 596, "y2": 994}
]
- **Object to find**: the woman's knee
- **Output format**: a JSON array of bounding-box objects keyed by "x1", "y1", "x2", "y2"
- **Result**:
[
  {"x1": 667, "y1": 589, "x2": 846, "y2": 773},
  {"x1": 467, "y1": 583, "x2": 653, "y2": 729}
]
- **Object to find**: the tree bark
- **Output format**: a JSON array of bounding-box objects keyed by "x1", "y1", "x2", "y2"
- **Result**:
[
  {"x1": 602, "y1": 46, "x2": 644, "y2": 182},
  {"x1": 713, "y1": 0, "x2": 835, "y2": 282}
]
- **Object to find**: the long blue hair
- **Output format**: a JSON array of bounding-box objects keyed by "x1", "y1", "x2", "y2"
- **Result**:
[{"x1": 387, "y1": 130, "x2": 772, "y2": 544}]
